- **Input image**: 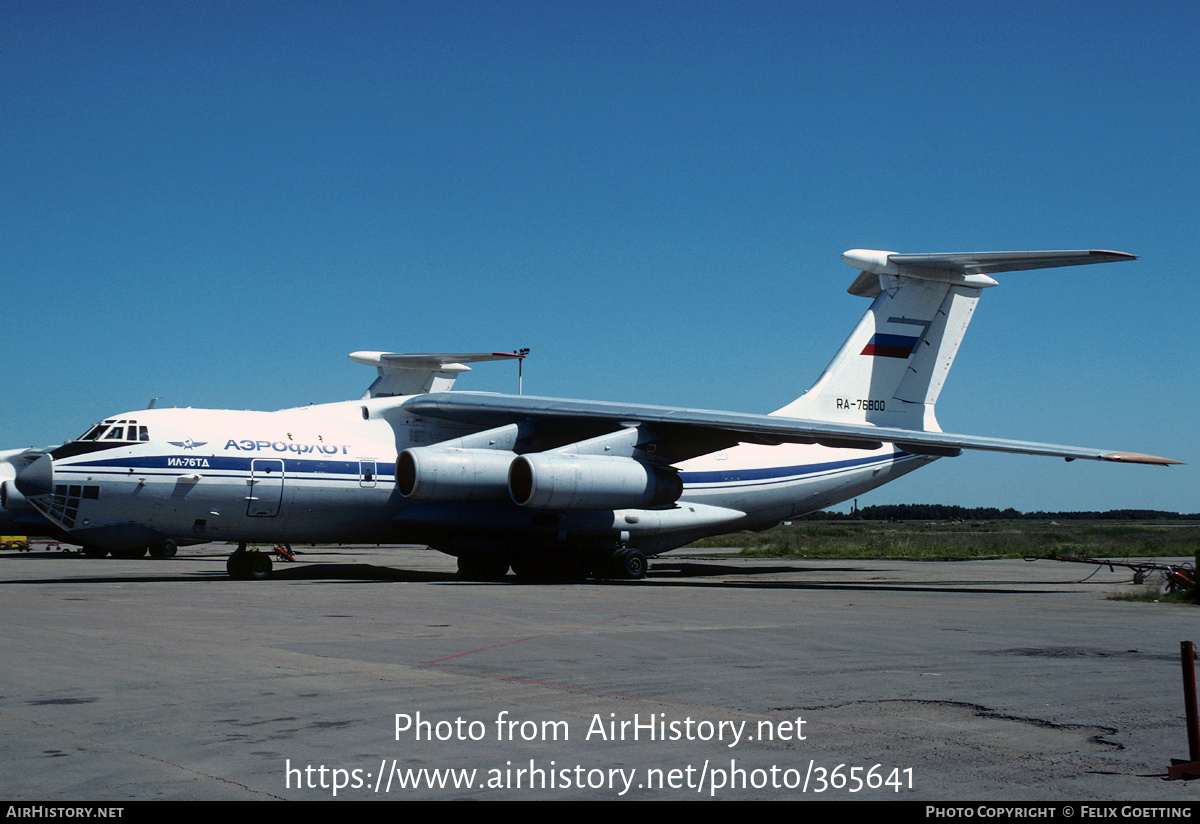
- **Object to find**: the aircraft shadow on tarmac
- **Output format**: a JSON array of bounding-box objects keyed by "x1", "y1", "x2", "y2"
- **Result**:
[
  {"x1": 0, "y1": 552, "x2": 453, "y2": 584},
  {"x1": 0, "y1": 551, "x2": 1067, "y2": 593}
]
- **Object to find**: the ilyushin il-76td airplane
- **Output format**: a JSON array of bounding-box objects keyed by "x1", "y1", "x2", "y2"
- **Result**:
[{"x1": 3, "y1": 249, "x2": 1180, "y2": 580}]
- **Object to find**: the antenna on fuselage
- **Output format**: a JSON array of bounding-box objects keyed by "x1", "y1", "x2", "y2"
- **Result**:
[{"x1": 147, "y1": 398, "x2": 159, "y2": 409}]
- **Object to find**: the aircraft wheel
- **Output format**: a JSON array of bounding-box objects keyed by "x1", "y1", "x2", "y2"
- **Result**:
[
  {"x1": 149, "y1": 540, "x2": 177, "y2": 559},
  {"x1": 457, "y1": 555, "x2": 509, "y2": 581},
  {"x1": 616, "y1": 548, "x2": 647, "y2": 580},
  {"x1": 80, "y1": 545, "x2": 108, "y2": 558},
  {"x1": 226, "y1": 551, "x2": 251, "y2": 580},
  {"x1": 248, "y1": 552, "x2": 273, "y2": 580}
]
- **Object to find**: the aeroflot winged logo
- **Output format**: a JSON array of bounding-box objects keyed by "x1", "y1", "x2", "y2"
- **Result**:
[{"x1": 168, "y1": 439, "x2": 207, "y2": 450}]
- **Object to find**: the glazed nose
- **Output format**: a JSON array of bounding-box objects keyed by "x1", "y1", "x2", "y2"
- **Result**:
[{"x1": 14, "y1": 453, "x2": 53, "y2": 500}]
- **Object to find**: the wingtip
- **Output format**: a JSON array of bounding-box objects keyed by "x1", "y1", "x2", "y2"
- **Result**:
[
  {"x1": 1090, "y1": 249, "x2": 1138, "y2": 261},
  {"x1": 1101, "y1": 452, "x2": 1183, "y2": 466}
]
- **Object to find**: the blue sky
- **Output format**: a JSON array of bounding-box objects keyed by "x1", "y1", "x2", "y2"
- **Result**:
[{"x1": 3, "y1": 0, "x2": 1196, "y2": 513}]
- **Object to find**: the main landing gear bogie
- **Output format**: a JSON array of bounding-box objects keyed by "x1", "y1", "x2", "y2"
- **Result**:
[
  {"x1": 226, "y1": 543, "x2": 273, "y2": 580},
  {"x1": 109, "y1": 545, "x2": 148, "y2": 559},
  {"x1": 456, "y1": 547, "x2": 650, "y2": 582},
  {"x1": 456, "y1": 554, "x2": 511, "y2": 581},
  {"x1": 510, "y1": 553, "x2": 588, "y2": 582},
  {"x1": 82, "y1": 539, "x2": 178, "y2": 560}
]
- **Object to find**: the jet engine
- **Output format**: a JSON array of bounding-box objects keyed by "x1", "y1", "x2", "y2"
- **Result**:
[
  {"x1": 1, "y1": 480, "x2": 31, "y2": 511},
  {"x1": 396, "y1": 447, "x2": 515, "y2": 501},
  {"x1": 508, "y1": 453, "x2": 682, "y2": 510}
]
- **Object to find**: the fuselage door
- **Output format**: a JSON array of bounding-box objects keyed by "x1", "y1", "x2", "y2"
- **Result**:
[
  {"x1": 247, "y1": 459, "x2": 285, "y2": 517},
  {"x1": 359, "y1": 460, "x2": 377, "y2": 488}
]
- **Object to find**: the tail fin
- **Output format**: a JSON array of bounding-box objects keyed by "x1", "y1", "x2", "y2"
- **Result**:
[{"x1": 774, "y1": 249, "x2": 1136, "y2": 431}]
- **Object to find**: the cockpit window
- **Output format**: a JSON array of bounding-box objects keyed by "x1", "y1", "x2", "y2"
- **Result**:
[{"x1": 75, "y1": 419, "x2": 149, "y2": 443}]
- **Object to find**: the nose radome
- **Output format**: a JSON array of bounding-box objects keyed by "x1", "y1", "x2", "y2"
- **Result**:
[{"x1": 14, "y1": 453, "x2": 53, "y2": 500}]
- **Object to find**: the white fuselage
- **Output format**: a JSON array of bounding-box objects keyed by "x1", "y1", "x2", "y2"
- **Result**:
[{"x1": 31, "y1": 395, "x2": 932, "y2": 558}]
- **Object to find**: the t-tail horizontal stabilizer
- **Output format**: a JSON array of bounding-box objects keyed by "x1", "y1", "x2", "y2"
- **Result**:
[
  {"x1": 775, "y1": 249, "x2": 1140, "y2": 434},
  {"x1": 350, "y1": 351, "x2": 526, "y2": 398}
]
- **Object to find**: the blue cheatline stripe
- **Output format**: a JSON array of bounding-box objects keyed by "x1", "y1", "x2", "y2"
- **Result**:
[
  {"x1": 680, "y1": 452, "x2": 910, "y2": 486},
  {"x1": 60, "y1": 455, "x2": 396, "y2": 477},
  {"x1": 60, "y1": 451, "x2": 919, "y2": 489}
]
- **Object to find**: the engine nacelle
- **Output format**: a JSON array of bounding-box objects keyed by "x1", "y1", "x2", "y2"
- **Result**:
[
  {"x1": 509, "y1": 453, "x2": 683, "y2": 510},
  {"x1": 0, "y1": 480, "x2": 31, "y2": 511},
  {"x1": 397, "y1": 447, "x2": 515, "y2": 502}
]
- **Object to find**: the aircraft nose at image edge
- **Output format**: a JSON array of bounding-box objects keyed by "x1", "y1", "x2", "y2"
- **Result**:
[{"x1": 14, "y1": 453, "x2": 53, "y2": 499}]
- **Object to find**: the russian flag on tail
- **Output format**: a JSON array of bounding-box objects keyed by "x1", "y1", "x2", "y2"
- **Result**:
[{"x1": 861, "y1": 333, "x2": 919, "y2": 359}]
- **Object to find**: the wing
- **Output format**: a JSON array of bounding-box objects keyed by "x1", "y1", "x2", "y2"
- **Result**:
[{"x1": 402, "y1": 392, "x2": 1180, "y2": 466}]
